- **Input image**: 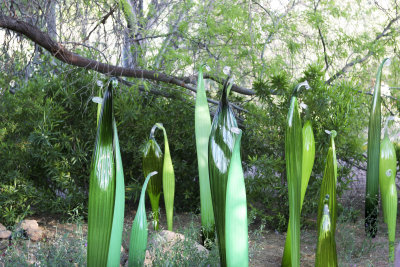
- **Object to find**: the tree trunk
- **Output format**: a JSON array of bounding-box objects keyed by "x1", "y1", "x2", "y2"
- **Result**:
[{"x1": 46, "y1": 0, "x2": 57, "y2": 40}]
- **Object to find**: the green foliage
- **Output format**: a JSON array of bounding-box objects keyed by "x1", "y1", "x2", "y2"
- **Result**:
[
  {"x1": 0, "y1": 176, "x2": 36, "y2": 226},
  {"x1": 0, "y1": 62, "x2": 370, "y2": 241},
  {"x1": 115, "y1": 86, "x2": 199, "y2": 213},
  {"x1": 0, "y1": 69, "x2": 96, "y2": 226},
  {"x1": 243, "y1": 64, "x2": 368, "y2": 231},
  {"x1": 0, "y1": 226, "x2": 86, "y2": 266},
  {"x1": 0, "y1": 67, "x2": 201, "y2": 225},
  {"x1": 245, "y1": 155, "x2": 288, "y2": 232}
]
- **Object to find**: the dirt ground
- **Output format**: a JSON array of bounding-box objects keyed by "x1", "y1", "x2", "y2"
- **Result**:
[
  {"x1": 1, "y1": 165, "x2": 399, "y2": 266},
  {"x1": 0, "y1": 209, "x2": 398, "y2": 267}
]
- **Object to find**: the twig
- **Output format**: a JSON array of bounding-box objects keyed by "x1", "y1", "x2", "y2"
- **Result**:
[
  {"x1": 326, "y1": 14, "x2": 400, "y2": 84},
  {"x1": 82, "y1": 5, "x2": 117, "y2": 43}
]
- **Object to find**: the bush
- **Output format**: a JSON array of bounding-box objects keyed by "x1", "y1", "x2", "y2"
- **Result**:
[
  {"x1": 114, "y1": 86, "x2": 200, "y2": 212},
  {"x1": 0, "y1": 66, "x2": 200, "y2": 225},
  {"x1": 243, "y1": 64, "x2": 368, "y2": 230},
  {"x1": 0, "y1": 62, "x2": 370, "y2": 231},
  {"x1": 0, "y1": 69, "x2": 96, "y2": 225}
]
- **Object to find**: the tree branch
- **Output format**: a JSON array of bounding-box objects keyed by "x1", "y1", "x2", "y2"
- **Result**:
[
  {"x1": 82, "y1": 5, "x2": 117, "y2": 43},
  {"x1": 253, "y1": 0, "x2": 298, "y2": 79},
  {"x1": 0, "y1": 15, "x2": 256, "y2": 96},
  {"x1": 117, "y1": 77, "x2": 246, "y2": 124},
  {"x1": 117, "y1": 77, "x2": 248, "y2": 113},
  {"x1": 181, "y1": 73, "x2": 255, "y2": 96},
  {"x1": 318, "y1": 26, "x2": 329, "y2": 71},
  {"x1": 326, "y1": 15, "x2": 400, "y2": 84}
]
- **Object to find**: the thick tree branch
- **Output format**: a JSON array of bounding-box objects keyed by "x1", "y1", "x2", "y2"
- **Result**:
[
  {"x1": 0, "y1": 15, "x2": 255, "y2": 96},
  {"x1": 326, "y1": 15, "x2": 400, "y2": 84}
]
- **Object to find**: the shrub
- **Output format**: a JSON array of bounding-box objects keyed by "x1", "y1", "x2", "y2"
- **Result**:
[
  {"x1": 243, "y1": 64, "x2": 368, "y2": 230},
  {"x1": 0, "y1": 66, "x2": 200, "y2": 224}
]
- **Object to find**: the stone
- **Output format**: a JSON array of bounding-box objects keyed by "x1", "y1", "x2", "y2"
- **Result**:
[
  {"x1": 26, "y1": 228, "x2": 43, "y2": 242},
  {"x1": 0, "y1": 223, "x2": 6, "y2": 232},
  {"x1": 150, "y1": 230, "x2": 208, "y2": 254},
  {"x1": 0, "y1": 230, "x2": 11, "y2": 239},
  {"x1": 18, "y1": 219, "x2": 44, "y2": 242},
  {"x1": 21, "y1": 220, "x2": 39, "y2": 231},
  {"x1": 141, "y1": 230, "x2": 209, "y2": 266}
]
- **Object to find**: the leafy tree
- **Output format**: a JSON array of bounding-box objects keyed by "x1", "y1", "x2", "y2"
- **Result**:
[{"x1": 1, "y1": 0, "x2": 400, "y2": 229}]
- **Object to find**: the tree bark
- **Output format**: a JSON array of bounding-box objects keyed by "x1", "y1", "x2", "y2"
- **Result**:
[
  {"x1": 46, "y1": 0, "x2": 57, "y2": 40},
  {"x1": 0, "y1": 15, "x2": 255, "y2": 96}
]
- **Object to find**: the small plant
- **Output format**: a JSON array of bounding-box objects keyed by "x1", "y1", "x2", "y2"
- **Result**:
[{"x1": 338, "y1": 206, "x2": 360, "y2": 223}]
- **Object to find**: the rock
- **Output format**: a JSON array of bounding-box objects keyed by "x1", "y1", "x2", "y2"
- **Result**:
[
  {"x1": 152, "y1": 230, "x2": 208, "y2": 254},
  {"x1": 124, "y1": 230, "x2": 209, "y2": 266},
  {"x1": 0, "y1": 223, "x2": 11, "y2": 239},
  {"x1": 143, "y1": 250, "x2": 152, "y2": 266},
  {"x1": 19, "y1": 219, "x2": 44, "y2": 242},
  {"x1": 142, "y1": 230, "x2": 209, "y2": 266},
  {"x1": 21, "y1": 220, "x2": 39, "y2": 231},
  {"x1": 0, "y1": 230, "x2": 11, "y2": 239},
  {"x1": 26, "y1": 228, "x2": 43, "y2": 242}
]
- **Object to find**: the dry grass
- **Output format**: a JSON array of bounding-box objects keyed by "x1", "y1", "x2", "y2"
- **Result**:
[{"x1": 0, "y1": 209, "x2": 399, "y2": 266}]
